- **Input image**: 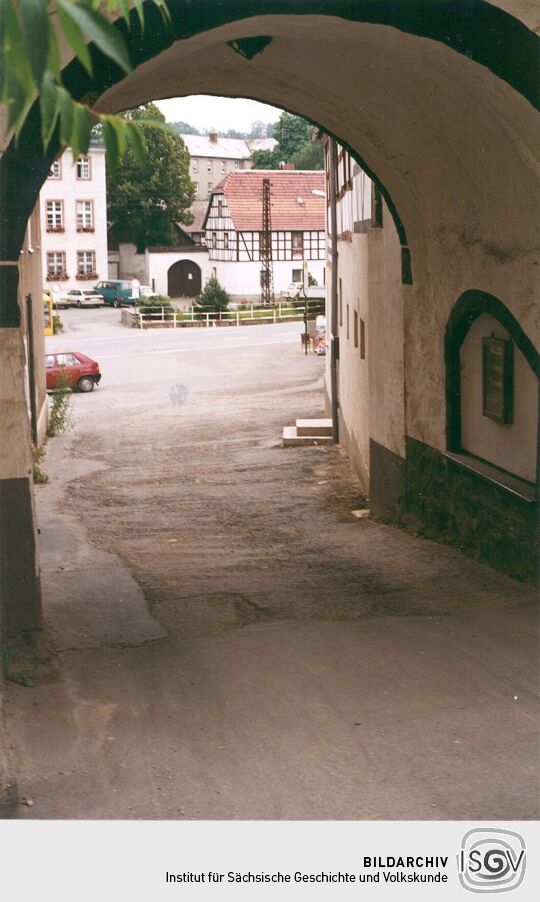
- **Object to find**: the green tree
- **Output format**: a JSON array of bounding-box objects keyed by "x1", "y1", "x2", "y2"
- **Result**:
[
  {"x1": 169, "y1": 121, "x2": 200, "y2": 135},
  {"x1": 251, "y1": 111, "x2": 323, "y2": 170},
  {"x1": 273, "y1": 112, "x2": 312, "y2": 159},
  {"x1": 292, "y1": 141, "x2": 324, "y2": 170},
  {"x1": 196, "y1": 276, "x2": 231, "y2": 312},
  {"x1": 107, "y1": 104, "x2": 195, "y2": 253},
  {"x1": 251, "y1": 147, "x2": 279, "y2": 169}
]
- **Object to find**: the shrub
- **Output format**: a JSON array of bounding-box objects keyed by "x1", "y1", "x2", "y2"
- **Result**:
[
  {"x1": 196, "y1": 276, "x2": 231, "y2": 312},
  {"x1": 136, "y1": 294, "x2": 172, "y2": 308},
  {"x1": 47, "y1": 374, "x2": 73, "y2": 437}
]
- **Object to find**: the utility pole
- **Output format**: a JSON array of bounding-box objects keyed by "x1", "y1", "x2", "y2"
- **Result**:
[{"x1": 260, "y1": 178, "x2": 274, "y2": 306}]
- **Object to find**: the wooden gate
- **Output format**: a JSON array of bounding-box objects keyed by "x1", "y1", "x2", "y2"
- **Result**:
[{"x1": 167, "y1": 260, "x2": 202, "y2": 298}]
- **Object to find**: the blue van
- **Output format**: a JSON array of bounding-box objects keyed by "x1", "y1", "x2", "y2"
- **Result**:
[{"x1": 95, "y1": 279, "x2": 139, "y2": 307}]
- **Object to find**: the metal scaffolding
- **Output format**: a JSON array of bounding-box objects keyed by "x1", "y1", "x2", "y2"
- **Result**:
[{"x1": 260, "y1": 178, "x2": 274, "y2": 306}]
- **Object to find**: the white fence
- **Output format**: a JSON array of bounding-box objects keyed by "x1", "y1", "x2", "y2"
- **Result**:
[{"x1": 122, "y1": 301, "x2": 326, "y2": 330}]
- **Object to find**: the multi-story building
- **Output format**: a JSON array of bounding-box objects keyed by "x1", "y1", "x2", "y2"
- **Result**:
[
  {"x1": 181, "y1": 132, "x2": 276, "y2": 201},
  {"x1": 40, "y1": 140, "x2": 108, "y2": 291}
]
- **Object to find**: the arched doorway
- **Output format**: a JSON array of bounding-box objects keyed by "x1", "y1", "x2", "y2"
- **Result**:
[{"x1": 167, "y1": 260, "x2": 202, "y2": 298}]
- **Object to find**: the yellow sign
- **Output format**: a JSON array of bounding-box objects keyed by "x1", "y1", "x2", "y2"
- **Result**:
[{"x1": 43, "y1": 295, "x2": 54, "y2": 336}]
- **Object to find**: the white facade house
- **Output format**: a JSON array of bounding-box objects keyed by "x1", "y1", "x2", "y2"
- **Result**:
[
  {"x1": 204, "y1": 170, "x2": 326, "y2": 298},
  {"x1": 182, "y1": 132, "x2": 277, "y2": 201},
  {"x1": 40, "y1": 141, "x2": 108, "y2": 291}
]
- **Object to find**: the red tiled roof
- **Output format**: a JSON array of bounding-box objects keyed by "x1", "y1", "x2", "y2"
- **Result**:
[{"x1": 214, "y1": 170, "x2": 325, "y2": 231}]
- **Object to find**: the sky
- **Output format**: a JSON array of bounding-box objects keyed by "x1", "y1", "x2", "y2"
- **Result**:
[{"x1": 156, "y1": 96, "x2": 282, "y2": 132}]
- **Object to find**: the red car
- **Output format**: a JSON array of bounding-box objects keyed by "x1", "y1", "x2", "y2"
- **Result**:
[{"x1": 46, "y1": 351, "x2": 102, "y2": 392}]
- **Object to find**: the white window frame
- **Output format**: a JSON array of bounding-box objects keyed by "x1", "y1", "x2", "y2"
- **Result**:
[
  {"x1": 77, "y1": 250, "x2": 96, "y2": 277},
  {"x1": 76, "y1": 200, "x2": 94, "y2": 230},
  {"x1": 49, "y1": 160, "x2": 62, "y2": 179},
  {"x1": 46, "y1": 251, "x2": 66, "y2": 278},
  {"x1": 207, "y1": 159, "x2": 213, "y2": 172},
  {"x1": 46, "y1": 200, "x2": 63, "y2": 230},
  {"x1": 76, "y1": 155, "x2": 91, "y2": 179},
  {"x1": 291, "y1": 231, "x2": 304, "y2": 259}
]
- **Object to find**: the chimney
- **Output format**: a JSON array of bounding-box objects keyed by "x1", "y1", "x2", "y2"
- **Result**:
[{"x1": 209, "y1": 132, "x2": 218, "y2": 144}]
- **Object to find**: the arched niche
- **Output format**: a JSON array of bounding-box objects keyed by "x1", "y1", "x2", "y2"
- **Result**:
[{"x1": 445, "y1": 290, "x2": 539, "y2": 487}]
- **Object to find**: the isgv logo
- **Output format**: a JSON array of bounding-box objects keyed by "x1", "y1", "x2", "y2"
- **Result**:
[{"x1": 458, "y1": 829, "x2": 526, "y2": 893}]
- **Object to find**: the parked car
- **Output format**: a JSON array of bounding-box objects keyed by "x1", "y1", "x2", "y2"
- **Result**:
[
  {"x1": 44, "y1": 288, "x2": 69, "y2": 309},
  {"x1": 95, "y1": 279, "x2": 139, "y2": 307},
  {"x1": 68, "y1": 289, "x2": 104, "y2": 308},
  {"x1": 281, "y1": 281, "x2": 304, "y2": 299},
  {"x1": 46, "y1": 352, "x2": 102, "y2": 392},
  {"x1": 138, "y1": 284, "x2": 157, "y2": 299},
  {"x1": 281, "y1": 282, "x2": 326, "y2": 300}
]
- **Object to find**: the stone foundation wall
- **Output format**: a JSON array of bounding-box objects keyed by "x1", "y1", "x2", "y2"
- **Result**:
[{"x1": 405, "y1": 437, "x2": 538, "y2": 583}]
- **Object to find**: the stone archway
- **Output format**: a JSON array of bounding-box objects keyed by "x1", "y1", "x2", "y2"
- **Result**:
[
  {"x1": 167, "y1": 260, "x2": 202, "y2": 298},
  {"x1": 0, "y1": 1, "x2": 539, "y2": 632}
]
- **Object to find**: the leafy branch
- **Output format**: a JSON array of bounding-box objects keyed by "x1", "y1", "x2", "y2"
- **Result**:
[{"x1": 0, "y1": 0, "x2": 171, "y2": 172}]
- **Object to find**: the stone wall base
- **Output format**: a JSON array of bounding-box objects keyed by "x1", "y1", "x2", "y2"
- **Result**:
[
  {"x1": 404, "y1": 437, "x2": 538, "y2": 583},
  {"x1": 321, "y1": 381, "x2": 537, "y2": 581},
  {"x1": 370, "y1": 439, "x2": 407, "y2": 521},
  {"x1": 0, "y1": 477, "x2": 42, "y2": 638}
]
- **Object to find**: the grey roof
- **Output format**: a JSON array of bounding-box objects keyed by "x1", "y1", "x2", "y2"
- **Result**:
[
  {"x1": 181, "y1": 133, "x2": 276, "y2": 160},
  {"x1": 186, "y1": 200, "x2": 210, "y2": 233}
]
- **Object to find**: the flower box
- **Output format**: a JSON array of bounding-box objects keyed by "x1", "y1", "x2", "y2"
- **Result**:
[
  {"x1": 76, "y1": 226, "x2": 95, "y2": 233},
  {"x1": 78, "y1": 271, "x2": 98, "y2": 281},
  {"x1": 47, "y1": 272, "x2": 68, "y2": 281},
  {"x1": 46, "y1": 225, "x2": 65, "y2": 233}
]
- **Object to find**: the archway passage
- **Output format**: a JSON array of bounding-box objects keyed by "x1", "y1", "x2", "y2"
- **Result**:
[
  {"x1": 1, "y1": 0, "x2": 539, "y2": 826},
  {"x1": 0, "y1": 5, "x2": 538, "y2": 608},
  {"x1": 167, "y1": 260, "x2": 202, "y2": 298}
]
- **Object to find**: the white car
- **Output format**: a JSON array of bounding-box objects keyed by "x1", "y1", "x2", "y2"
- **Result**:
[
  {"x1": 138, "y1": 285, "x2": 157, "y2": 299},
  {"x1": 68, "y1": 289, "x2": 105, "y2": 308},
  {"x1": 281, "y1": 282, "x2": 305, "y2": 299}
]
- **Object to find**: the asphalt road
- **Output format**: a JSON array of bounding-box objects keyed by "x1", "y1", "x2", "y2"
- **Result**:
[{"x1": 5, "y1": 307, "x2": 539, "y2": 819}]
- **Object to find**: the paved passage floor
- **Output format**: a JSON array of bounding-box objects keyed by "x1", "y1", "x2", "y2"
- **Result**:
[{"x1": 6, "y1": 309, "x2": 539, "y2": 819}]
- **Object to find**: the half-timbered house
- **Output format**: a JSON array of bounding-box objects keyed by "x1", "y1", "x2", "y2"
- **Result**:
[{"x1": 202, "y1": 170, "x2": 326, "y2": 299}]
